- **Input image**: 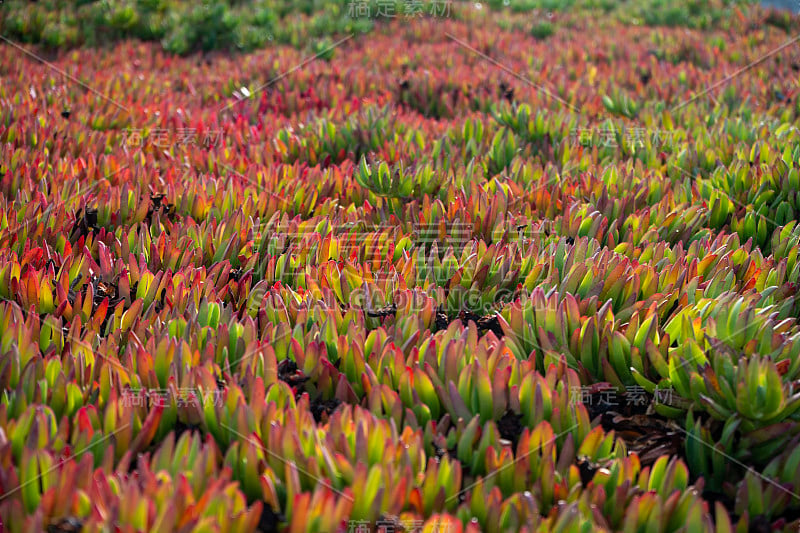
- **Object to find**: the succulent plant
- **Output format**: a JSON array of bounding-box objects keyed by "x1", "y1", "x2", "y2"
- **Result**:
[{"x1": 4, "y1": 2, "x2": 800, "y2": 532}]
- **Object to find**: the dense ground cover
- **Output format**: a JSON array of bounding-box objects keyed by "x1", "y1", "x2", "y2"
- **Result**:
[{"x1": 2, "y1": 1, "x2": 800, "y2": 531}]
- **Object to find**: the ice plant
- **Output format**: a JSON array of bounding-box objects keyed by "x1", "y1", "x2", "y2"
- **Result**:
[{"x1": 3, "y1": 3, "x2": 800, "y2": 531}]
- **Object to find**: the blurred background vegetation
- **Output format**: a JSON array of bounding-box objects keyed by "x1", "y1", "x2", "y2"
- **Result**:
[{"x1": 0, "y1": 0, "x2": 776, "y2": 55}]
